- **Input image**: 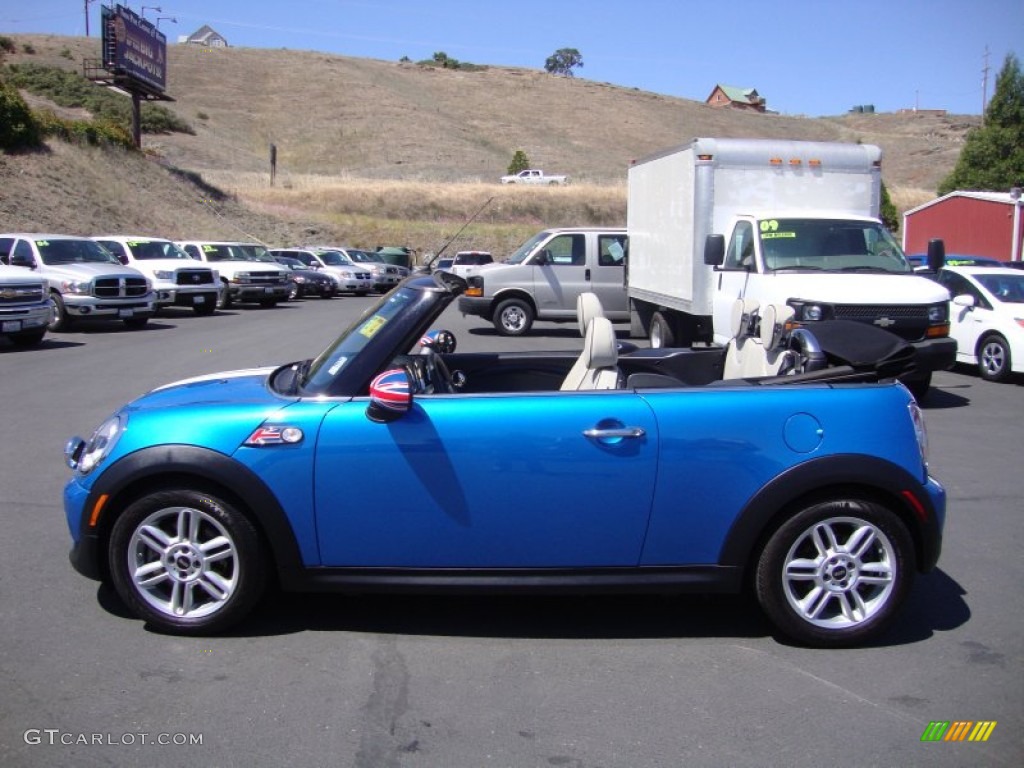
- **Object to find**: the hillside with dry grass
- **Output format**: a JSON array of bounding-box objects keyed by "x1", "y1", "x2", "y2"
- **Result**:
[{"x1": 2, "y1": 33, "x2": 980, "y2": 259}]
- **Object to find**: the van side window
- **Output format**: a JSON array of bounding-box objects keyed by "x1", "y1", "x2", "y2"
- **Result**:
[
  {"x1": 598, "y1": 235, "x2": 627, "y2": 267},
  {"x1": 540, "y1": 234, "x2": 585, "y2": 266},
  {"x1": 724, "y1": 222, "x2": 755, "y2": 270}
]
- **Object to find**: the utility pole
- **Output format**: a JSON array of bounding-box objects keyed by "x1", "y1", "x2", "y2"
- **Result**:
[{"x1": 981, "y1": 45, "x2": 990, "y2": 118}]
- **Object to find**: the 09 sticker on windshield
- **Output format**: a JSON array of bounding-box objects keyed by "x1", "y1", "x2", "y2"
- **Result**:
[{"x1": 760, "y1": 220, "x2": 795, "y2": 239}]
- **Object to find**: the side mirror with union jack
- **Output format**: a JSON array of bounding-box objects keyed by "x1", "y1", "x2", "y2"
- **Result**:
[{"x1": 366, "y1": 367, "x2": 413, "y2": 423}]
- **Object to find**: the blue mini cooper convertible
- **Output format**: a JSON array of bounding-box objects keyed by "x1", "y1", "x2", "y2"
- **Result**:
[{"x1": 64, "y1": 272, "x2": 945, "y2": 646}]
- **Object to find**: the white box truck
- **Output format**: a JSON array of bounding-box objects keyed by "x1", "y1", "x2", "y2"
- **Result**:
[{"x1": 626, "y1": 137, "x2": 956, "y2": 398}]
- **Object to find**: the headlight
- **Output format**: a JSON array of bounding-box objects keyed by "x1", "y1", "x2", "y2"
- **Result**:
[
  {"x1": 340, "y1": 270, "x2": 354, "y2": 278},
  {"x1": 233, "y1": 271, "x2": 253, "y2": 284},
  {"x1": 928, "y1": 303, "x2": 948, "y2": 323},
  {"x1": 153, "y1": 270, "x2": 175, "y2": 280},
  {"x1": 65, "y1": 413, "x2": 125, "y2": 475},
  {"x1": 61, "y1": 280, "x2": 92, "y2": 294}
]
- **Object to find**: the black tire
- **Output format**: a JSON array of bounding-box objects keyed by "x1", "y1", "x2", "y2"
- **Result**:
[
  {"x1": 494, "y1": 298, "x2": 534, "y2": 336},
  {"x1": 259, "y1": 298, "x2": 278, "y2": 308},
  {"x1": 9, "y1": 328, "x2": 46, "y2": 347},
  {"x1": 649, "y1": 311, "x2": 675, "y2": 348},
  {"x1": 48, "y1": 292, "x2": 72, "y2": 332},
  {"x1": 216, "y1": 282, "x2": 232, "y2": 310},
  {"x1": 755, "y1": 498, "x2": 915, "y2": 647},
  {"x1": 108, "y1": 489, "x2": 266, "y2": 635},
  {"x1": 977, "y1": 334, "x2": 1012, "y2": 382},
  {"x1": 901, "y1": 373, "x2": 932, "y2": 402},
  {"x1": 123, "y1": 316, "x2": 149, "y2": 329}
]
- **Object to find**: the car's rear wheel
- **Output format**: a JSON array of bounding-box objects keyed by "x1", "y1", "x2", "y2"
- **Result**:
[
  {"x1": 977, "y1": 333, "x2": 1011, "y2": 382},
  {"x1": 494, "y1": 298, "x2": 534, "y2": 336},
  {"x1": 109, "y1": 489, "x2": 266, "y2": 635},
  {"x1": 755, "y1": 498, "x2": 914, "y2": 647}
]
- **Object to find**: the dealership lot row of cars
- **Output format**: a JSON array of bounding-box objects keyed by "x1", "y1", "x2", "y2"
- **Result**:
[
  {"x1": 0, "y1": 234, "x2": 410, "y2": 347},
  {"x1": 2, "y1": 232, "x2": 1022, "y2": 385}
]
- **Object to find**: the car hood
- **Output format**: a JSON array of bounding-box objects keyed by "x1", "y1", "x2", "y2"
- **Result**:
[
  {"x1": 40, "y1": 262, "x2": 145, "y2": 280},
  {"x1": 762, "y1": 271, "x2": 951, "y2": 304},
  {"x1": 107, "y1": 367, "x2": 309, "y2": 457},
  {"x1": 132, "y1": 259, "x2": 214, "y2": 273}
]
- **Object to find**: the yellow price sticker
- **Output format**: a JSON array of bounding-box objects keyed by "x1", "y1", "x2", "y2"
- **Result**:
[{"x1": 359, "y1": 315, "x2": 387, "y2": 338}]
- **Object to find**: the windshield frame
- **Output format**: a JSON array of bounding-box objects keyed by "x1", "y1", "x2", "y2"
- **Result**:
[{"x1": 36, "y1": 238, "x2": 122, "y2": 266}]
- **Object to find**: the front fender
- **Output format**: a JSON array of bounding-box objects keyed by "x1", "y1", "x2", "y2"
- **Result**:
[{"x1": 68, "y1": 444, "x2": 307, "y2": 587}]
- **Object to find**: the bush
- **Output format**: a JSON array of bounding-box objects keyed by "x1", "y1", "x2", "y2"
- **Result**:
[
  {"x1": 0, "y1": 80, "x2": 42, "y2": 150},
  {"x1": 4, "y1": 62, "x2": 194, "y2": 136},
  {"x1": 0, "y1": 36, "x2": 15, "y2": 54}
]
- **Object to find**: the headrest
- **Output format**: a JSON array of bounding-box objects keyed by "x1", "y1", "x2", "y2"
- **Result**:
[
  {"x1": 730, "y1": 298, "x2": 760, "y2": 338},
  {"x1": 577, "y1": 292, "x2": 605, "y2": 337},
  {"x1": 759, "y1": 303, "x2": 796, "y2": 349},
  {"x1": 583, "y1": 317, "x2": 618, "y2": 368}
]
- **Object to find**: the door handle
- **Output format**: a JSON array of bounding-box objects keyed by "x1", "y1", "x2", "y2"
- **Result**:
[
  {"x1": 583, "y1": 427, "x2": 646, "y2": 439},
  {"x1": 585, "y1": 268, "x2": 591, "y2": 281}
]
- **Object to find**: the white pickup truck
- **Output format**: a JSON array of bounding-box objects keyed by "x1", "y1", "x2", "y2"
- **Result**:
[{"x1": 500, "y1": 169, "x2": 568, "y2": 185}]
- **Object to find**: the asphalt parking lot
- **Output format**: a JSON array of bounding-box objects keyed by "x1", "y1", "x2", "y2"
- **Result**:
[{"x1": 1, "y1": 295, "x2": 1021, "y2": 767}]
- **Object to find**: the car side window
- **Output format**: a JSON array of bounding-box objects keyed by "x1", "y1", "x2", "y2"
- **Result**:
[
  {"x1": 598, "y1": 235, "x2": 627, "y2": 267},
  {"x1": 11, "y1": 239, "x2": 36, "y2": 268},
  {"x1": 0, "y1": 237, "x2": 13, "y2": 263},
  {"x1": 182, "y1": 244, "x2": 200, "y2": 259},
  {"x1": 941, "y1": 272, "x2": 989, "y2": 310},
  {"x1": 100, "y1": 241, "x2": 129, "y2": 265},
  {"x1": 724, "y1": 221, "x2": 755, "y2": 270}
]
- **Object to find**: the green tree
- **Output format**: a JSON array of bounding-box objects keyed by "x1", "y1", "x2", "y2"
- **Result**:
[
  {"x1": 507, "y1": 149, "x2": 530, "y2": 175},
  {"x1": 938, "y1": 53, "x2": 1024, "y2": 195},
  {"x1": 0, "y1": 80, "x2": 42, "y2": 150},
  {"x1": 544, "y1": 48, "x2": 583, "y2": 77},
  {"x1": 880, "y1": 181, "x2": 898, "y2": 231}
]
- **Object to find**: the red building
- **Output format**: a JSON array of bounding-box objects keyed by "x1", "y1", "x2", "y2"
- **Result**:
[{"x1": 902, "y1": 190, "x2": 1024, "y2": 262}]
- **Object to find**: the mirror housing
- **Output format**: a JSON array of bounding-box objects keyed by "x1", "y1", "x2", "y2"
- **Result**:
[
  {"x1": 704, "y1": 234, "x2": 726, "y2": 266},
  {"x1": 366, "y1": 368, "x2": 412, "y2": 423},
  {"x1": 927, "y1": 239, "x2": 946, "y2": 272},
  {"x1": 952, "y1": 293, "x2": 976, "y2": 309}
]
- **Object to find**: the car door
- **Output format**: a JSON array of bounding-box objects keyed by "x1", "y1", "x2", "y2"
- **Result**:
[
  {"x1": 530, "y1": 233, "x2": 589, "y2": 320},
  {"x1": 711, "y1": 220, "x2": 758, "y2": 344},
  {"x1": 314, "y1": 390, "x2": 659, "y2": 567},
  {"x1": 940, "y1": 271, "x2": 988, "y2": 360}
]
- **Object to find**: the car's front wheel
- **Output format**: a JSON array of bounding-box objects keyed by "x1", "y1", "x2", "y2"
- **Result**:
[
  {"x1": 494, "y1": 298, "x2": 534, "y2": 336},
  {"x1": 48, "y1": 292, "x2": 72, "y2": 332},
  {"x1": 977, "y1": 333, "x2": 1011, "y2": 382},
  {"x1": 755, "y1": 498, "x2": 914, "y2": 647},
  {"x1": 109, "y1": 489, "x2": 266, "y2": 635}
]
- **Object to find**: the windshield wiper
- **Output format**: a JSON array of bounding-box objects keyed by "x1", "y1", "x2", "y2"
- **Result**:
[
  {"x1": 770, "y1": 265, "x2": 824, "y2": 271},
  {"x1": 839, "y1": 266, "x2": 896, "y2": 273}
]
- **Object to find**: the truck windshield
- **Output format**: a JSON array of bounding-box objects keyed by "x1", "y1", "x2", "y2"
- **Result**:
[
  {"x1": 506, "y1": 231, "x2": 550, "y2": 265},
  {"x1": 760, "y1": 219, "x2": 912, "y2": 274}
]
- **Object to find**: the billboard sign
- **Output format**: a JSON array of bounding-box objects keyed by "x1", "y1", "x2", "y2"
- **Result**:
[{"x1": 101, "y1": 4, "x2": 167, "y2": 93}]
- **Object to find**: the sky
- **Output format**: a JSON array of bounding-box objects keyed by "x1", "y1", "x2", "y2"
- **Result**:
[{"x1": 2, "y1": 0, "x2": 1022, "y2": 117}]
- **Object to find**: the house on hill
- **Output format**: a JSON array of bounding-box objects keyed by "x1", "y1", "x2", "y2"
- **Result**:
[
  {"x1": 178, "y1": 25, "x2": 229, "y2": 47},
  {"x1": 706, "y1": 84, "x2": 766, "y2": 113}
]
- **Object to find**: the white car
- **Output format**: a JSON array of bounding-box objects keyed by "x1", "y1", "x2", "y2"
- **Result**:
[{"x1": 935, "y1": 266, "x2": 1024, "y2": 382}]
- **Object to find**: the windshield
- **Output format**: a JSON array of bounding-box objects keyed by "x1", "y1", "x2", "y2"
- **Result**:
[
  {"x1": 301, "y1": 287, "x2": 418, "y2": 390},
  {"x1": 126, "y1": 240, "x2": 192, "y2": 260},
  {"x1": 318, "y1": 250, "x2": 353, "y2": 266},
  {"x1": 759, "y1": 219, "x2": 912, "y2": 273},
  {"x1": 235, "y1": 244, "x2": 274, "y2": 262},
  {"x1": 36, "y1": 239, "x2": 121, "y2": 265},
  {"x1": 197, "y1": 244, "x2": 266, "y2": 262},
  {"x1": 506, "y1": 231, "x2": 549, "y2": 265},
  {"x1": 347, "y1": 249, "x2": 382, "y2": 264},
  {"x1": 976, "y1": 273, "x2": 1024, "y2": 303}
]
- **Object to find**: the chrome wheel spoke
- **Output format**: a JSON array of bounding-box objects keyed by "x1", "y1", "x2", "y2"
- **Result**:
[
  {"x1": 845, "y1": 525, "x2": 877, "y2": 559},
  {"x1": 785, "y1": 558, "x2": 819, "y2": 580},
  {"x1": 134, "y1": 560, "x2": 169, "y2": 588},
  {"x1": 201, "y1": 536, "x2": 234, "y2": 562},
  {"x1": 137, "y1": 524, "x2": 172, "y2": 554}
]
